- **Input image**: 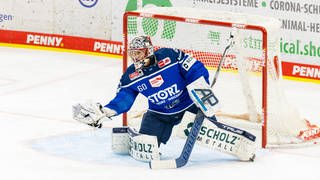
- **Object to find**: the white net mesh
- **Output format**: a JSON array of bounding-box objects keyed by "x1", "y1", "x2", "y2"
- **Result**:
[{"x1": 123, "y1": 7, "x2": 317, "y2": 147}]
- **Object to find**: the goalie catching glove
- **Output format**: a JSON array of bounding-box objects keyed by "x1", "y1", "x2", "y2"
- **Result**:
[{"x1": 72, "y1": 101, "x2": 117, "y2": 128}]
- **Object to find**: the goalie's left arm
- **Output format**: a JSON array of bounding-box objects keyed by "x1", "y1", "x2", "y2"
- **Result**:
[{"x1": 177, "y1": 51, "x2": 210, "y2": 85}]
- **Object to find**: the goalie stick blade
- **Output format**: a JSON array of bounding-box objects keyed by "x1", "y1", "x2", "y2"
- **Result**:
[{"x1": 149, "y1": 159, "x2": 177, "y2": 169}]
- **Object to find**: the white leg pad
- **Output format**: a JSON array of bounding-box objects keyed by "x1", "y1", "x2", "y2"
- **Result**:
[
  {"x1": 127, "y1": 127, "x2": 160, "y2": 162},
  {"x1": 111, "y1": 127, "x2": 130, "y2": 154},
  {"x1": 111, "y1": 127, "x2": 160, "y2": 162},
  {"x1": 176, "y1": 111, "x2": 257, "y2": 161}
]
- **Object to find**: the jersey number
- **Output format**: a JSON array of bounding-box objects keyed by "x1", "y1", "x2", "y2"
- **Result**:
[{"x1": 137, "y1": 84, "x2": 148, "y2": 92}]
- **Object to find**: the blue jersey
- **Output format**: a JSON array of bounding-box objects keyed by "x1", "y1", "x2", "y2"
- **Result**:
[{"x1": 105, "y1": 48, "x2": 209, "y2": 115}]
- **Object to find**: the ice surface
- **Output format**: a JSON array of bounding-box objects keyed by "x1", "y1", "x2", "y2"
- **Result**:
[{"x1": 0, "y1": 47, "x2": 319, "y2": 180}]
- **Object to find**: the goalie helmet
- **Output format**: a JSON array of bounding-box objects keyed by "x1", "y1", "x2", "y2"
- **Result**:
[{"x1": 128, "y1": 36, "x2": 154, "y2": 70}]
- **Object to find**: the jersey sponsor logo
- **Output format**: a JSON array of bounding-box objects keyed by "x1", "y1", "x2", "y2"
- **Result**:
[
  {"x1": 182, "y1": 55, "x2": 197, "y2": 71},
  {"x1": 148, "y1": 84, "x2": 181, "y2": 104},
  {"x1": 129, "y1": 70, "x2": 144, "y2": 80},
  {"x1": 158, "y1": 57, "x2": 171, "y2": 68},
  {"x1": 149, "y1": 75, "x2": 164, "y2": 87},
  {"x1": 183, "y1": 122, "x2": 239, "y2": 152}
]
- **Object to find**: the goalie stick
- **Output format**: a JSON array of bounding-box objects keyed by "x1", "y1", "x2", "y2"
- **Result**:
[{"x1": 149, "y1": 33, "x2": 235, "y2": 169}]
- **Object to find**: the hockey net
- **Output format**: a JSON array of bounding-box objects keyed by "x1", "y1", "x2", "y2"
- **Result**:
[{"x1": 122, "y1": 7, "x2": 320, "y2": 148}]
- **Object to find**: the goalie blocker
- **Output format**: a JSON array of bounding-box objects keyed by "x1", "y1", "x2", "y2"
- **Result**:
[{"x1": 187, "y1": 76, "x2": 219, "y2": 117}]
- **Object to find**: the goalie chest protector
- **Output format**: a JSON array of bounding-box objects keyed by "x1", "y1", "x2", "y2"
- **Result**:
[{"x1": 115, "y1": 48, "x2": 209, "y2": 115}]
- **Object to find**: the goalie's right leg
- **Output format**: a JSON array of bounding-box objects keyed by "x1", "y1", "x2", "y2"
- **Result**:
[
  {"x1": 138, "y1": 111, "x2": 175, "y2": 147},
  {"x1": 139, "y1": 105, "x2": 199, "y2": 146}
]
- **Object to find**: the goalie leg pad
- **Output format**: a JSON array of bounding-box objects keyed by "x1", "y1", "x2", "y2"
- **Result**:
[
  {"x1": 112, "y1": 127, "x2": 161, "y2": 162},
  {"x1": 128, "y1": 127, "x2": 161, "y2": 162},
  {"x1": 176, "y1": 111, "x2": 257, "y2": 161},
  {"x1": 111, "y1": 127, "x2": 130, "y2": 154}
]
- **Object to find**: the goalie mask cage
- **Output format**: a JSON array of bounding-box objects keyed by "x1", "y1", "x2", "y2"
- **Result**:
[{"x1": 122, "y1": 7, "x2": 316, "y2": 148}]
